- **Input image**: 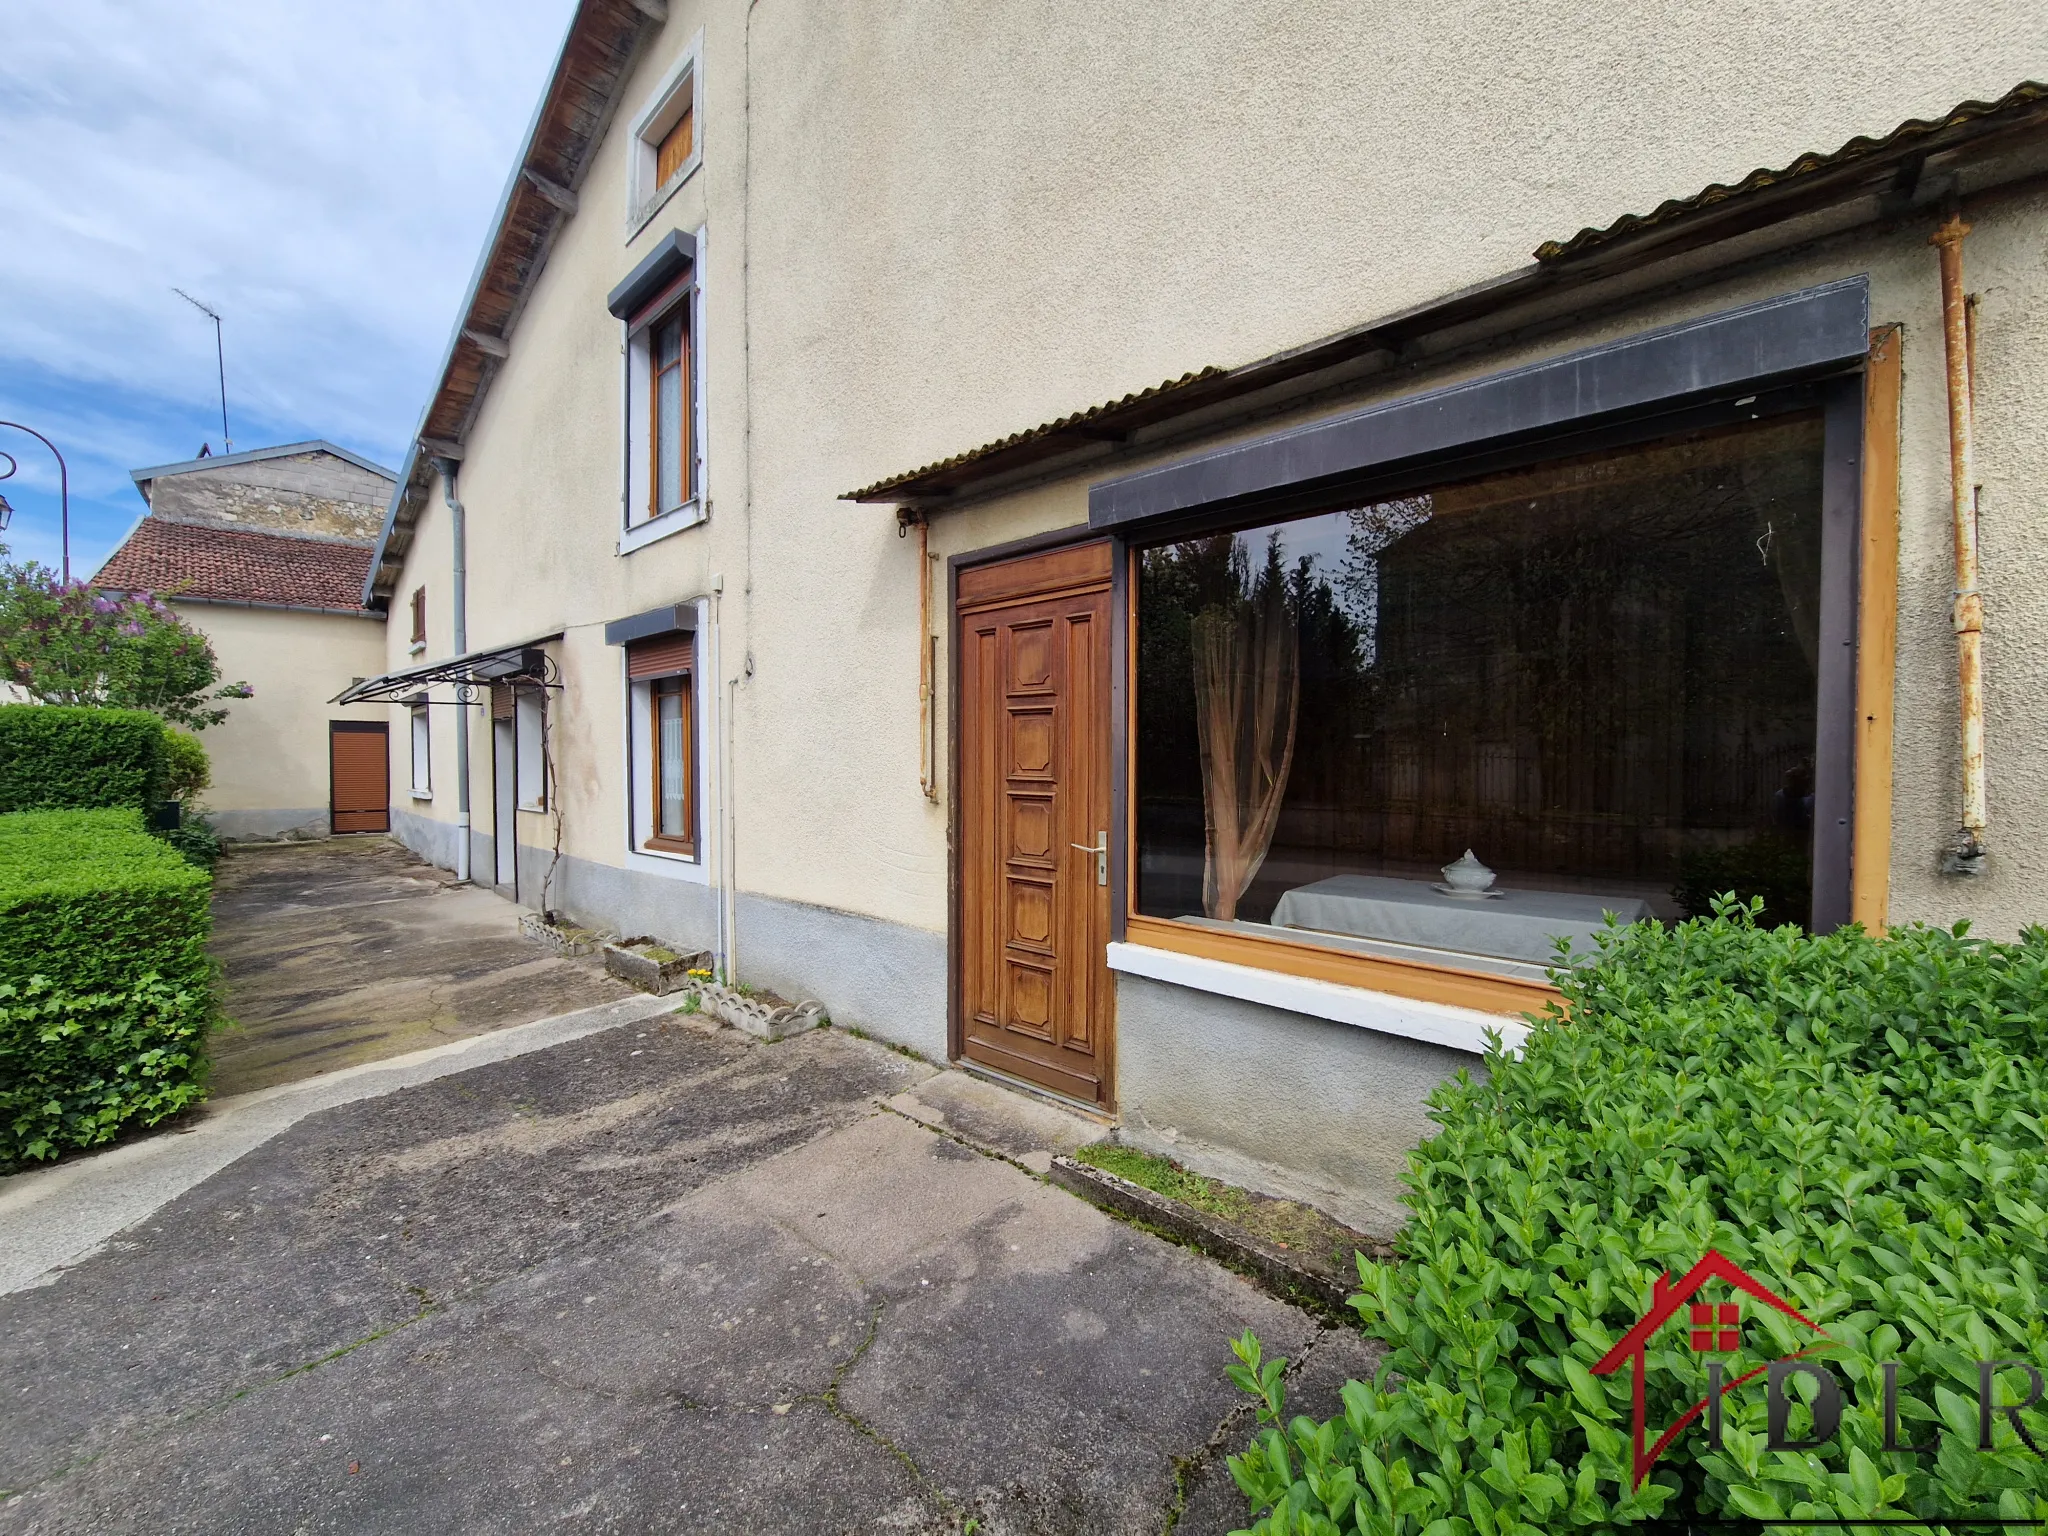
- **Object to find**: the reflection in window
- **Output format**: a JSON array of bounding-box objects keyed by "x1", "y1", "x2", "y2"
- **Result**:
[
  {"x1": 648, "y1": 673, "x2": 693, "y2": 854},
  {"x1": 652, "y1": 310, "x2": 690, "y2": 519},
  {"x1": 1133, "y1": 415, "x2": 1826, "y2": 979}
]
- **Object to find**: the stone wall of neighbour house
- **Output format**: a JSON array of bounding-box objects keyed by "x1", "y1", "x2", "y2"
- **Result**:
[
  {"x1": 172, "y1": 601, "x2": 389, "y2": 837},
  {"x1": 150, "y1": 452, "x2": 389, "y2": 543}
]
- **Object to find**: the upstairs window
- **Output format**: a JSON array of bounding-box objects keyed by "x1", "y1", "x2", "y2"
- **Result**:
[
  {"x1": 655, "y1": 103, "x2": 694, "y2": 190},
  {"x1": 409, "y1": 588, "x2": 426, "y2": 651},
  {"x1": 627, "y1": 39, "x2": 701, "y2": 228},
  {"x1": 650, "y1": 307, "x2": 692, "y2": 519},
  {"x1": 615, "y1": 234, "x2": 702, "y2": 545}
]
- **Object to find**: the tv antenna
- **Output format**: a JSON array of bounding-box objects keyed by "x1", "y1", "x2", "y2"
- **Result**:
[{"x1": 173, "y1": 288, "x2": 232, "y2": 454}]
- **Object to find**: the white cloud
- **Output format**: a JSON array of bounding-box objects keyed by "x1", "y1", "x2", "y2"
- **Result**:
[{"x1": 0, "y1": 0, "x2": 570, "y2": 572}]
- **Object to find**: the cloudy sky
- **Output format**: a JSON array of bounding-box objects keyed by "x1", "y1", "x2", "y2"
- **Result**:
[{"x1": 0, "y1": 0, "x2": 571, "y2": 578}]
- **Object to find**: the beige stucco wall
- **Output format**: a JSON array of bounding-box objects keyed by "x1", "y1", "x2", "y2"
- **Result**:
[
  {"x1": 175, "y1": 601, "x2": 389, "y2": 839},
  {"x1": 385, "y1": 0, "x2": 2048, "y2": 959}
]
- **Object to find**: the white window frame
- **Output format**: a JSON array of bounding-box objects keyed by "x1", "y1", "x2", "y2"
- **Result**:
[
  {"x1": 408, "y1": 704, "x2": 432, "y2": 798},
  {"x1": 626, "y1": 35, "x2": 703, "y2": 236},
  {"x1": 621, "y1": 604, "x2": 711, "y2": 884},
  {"x1": 515, "y1": 689, "x2": 547, "y2": 811},
  {"x1": 619, "y1": 224, "x2": 708, "y2": 555}
]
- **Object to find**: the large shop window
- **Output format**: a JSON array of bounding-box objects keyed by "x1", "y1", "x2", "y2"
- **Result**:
[{"x1": 1133, "y1": 413, "x2": 1827, "y2": 984}]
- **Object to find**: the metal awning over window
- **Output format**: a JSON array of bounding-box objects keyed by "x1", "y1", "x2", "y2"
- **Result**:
[{"x1": 333, "y1": 637, "x2": 562, "y2": 706}]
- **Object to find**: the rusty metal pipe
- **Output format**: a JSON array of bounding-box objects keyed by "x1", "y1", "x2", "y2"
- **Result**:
[
  {"x1": 1931, "y1": 210, "x2": 1987, "y2": 873},
  {"x1": 917, "y1": 515, "x2": 937, "y2": 800}
]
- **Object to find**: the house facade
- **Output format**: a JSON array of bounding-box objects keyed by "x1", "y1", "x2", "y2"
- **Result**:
[
  {"x1": 102, "y1": 443, "x2": 394, "y2": 840},
  {"x1": 352, "y1": 0, "x2": 2048, "y2": 1227}
]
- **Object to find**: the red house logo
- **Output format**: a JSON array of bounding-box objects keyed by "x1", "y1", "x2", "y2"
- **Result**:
[{"x1": 1590, "y1": 1249, "x2": 1831, "y2": 1488}]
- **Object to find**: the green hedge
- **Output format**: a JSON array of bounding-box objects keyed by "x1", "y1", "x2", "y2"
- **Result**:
[
  {"x1": 1227, "y1": 901, "x2": 2048, "y2": 1533},
  {"x1": 0, "y1": 704, "x2": 169, "y2": 811},
  {"x1": 0, "y1": 809, "x2": 213, "y2": 1166}
]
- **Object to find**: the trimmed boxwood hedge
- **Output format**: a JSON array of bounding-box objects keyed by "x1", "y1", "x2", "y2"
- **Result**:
[
  {"x1": 0, "y1": 809, "x2": 214, "y2": 1166},
  {"x1": 0, "y1": 704, "x2": 169, "y2": 811},
  {"x1": 1226, "y1": 900, "x2": 2048, "y2": 1533}
]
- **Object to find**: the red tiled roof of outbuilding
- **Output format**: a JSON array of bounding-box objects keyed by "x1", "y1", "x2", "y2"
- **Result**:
[{"x1": 94, "y1": 519, "x2": 376, "y2": 613}]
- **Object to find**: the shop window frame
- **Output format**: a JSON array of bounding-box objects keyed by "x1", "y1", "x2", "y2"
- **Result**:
[{"x1": 1095, "y1": 302, "x2": 1896, "y2": 1017}]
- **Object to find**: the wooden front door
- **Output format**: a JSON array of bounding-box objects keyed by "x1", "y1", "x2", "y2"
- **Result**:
[
  {"x1": 329, "y1": 721, "x2": 390, "y2": 833},
  {"x1": 957, "y1": 540, "x2": 1115, "y2": 1108}
]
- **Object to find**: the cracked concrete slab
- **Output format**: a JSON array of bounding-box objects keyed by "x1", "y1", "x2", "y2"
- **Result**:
[
  {"x1": 1, "y1": 949, "x2": 1374, "y2": 1533},
  {"x1": 885, "y1": 1069, "x2": 1106, "y2": 1169}
]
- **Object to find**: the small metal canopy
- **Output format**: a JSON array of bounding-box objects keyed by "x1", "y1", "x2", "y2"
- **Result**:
[{"x1": 333, "y1": 639, "x2": 562, "y2": 706}]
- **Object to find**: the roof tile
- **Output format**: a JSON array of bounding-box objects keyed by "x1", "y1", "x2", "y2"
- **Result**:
[{"x1": 95, "y1": 519, "x2": 375, "y2": 612}]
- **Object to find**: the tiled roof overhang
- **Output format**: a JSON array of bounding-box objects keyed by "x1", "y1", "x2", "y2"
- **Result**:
[
  {"x1": 363, "y1": 0, "x2": 665, "y2": 610},
  {"x1": 844, "y1": 79, "x2": 2048, "y2": 509},
  {"x1": 95, "y1": 519, "x2": 377, "y2": 613}
]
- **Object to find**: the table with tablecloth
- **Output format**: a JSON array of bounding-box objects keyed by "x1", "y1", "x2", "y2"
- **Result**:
[{"x1": 1269, "y1": 874, "x2": 1655, "y2": 965}]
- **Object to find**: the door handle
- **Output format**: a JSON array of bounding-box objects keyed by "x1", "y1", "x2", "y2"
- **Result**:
[{"x1": 1070, "y1": 832, "x2": 1108, "y2": 887}]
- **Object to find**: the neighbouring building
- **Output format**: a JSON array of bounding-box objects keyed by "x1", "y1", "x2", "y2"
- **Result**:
[
  {"x1": 342, "y1": 0, "x2": 2048, "y2": 1228},
  {"x1": 98, "y1": 442, "x2": 395, "y2": 841}
]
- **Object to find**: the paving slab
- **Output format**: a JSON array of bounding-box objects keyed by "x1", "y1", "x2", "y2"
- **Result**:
[{"x1": 886, "y1": 1068, "x2": 1106, "y2": 1170}]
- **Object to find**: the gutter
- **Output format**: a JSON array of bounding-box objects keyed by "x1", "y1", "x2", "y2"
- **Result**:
[{"x1": 161, "y1": 595, "x2": 385, "y2": 620}]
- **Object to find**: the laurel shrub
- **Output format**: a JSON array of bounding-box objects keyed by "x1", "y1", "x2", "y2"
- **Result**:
[{"x1": 1226, "y1": 899, "x2": 2048, "y2": 1534}]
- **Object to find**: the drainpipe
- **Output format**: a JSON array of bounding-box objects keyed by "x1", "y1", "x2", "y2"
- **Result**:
[
  {"x1": 902, "y1": 508, "x2": 937, "y2": 800},
  {"x1": 437, "y1": 457, "x2": 472, "y2": 884},
  {"x1": 1930, "y1": 210, "x2": 1988, "y2": 877}
]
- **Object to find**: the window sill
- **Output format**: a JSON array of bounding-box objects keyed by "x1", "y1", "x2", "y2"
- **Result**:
[
  {"x1": 408, "y1": 641, "x2": 426, "y2": 656},
  {"x1": 1106, "y1": 940, "x2": 1532, "y2": 1058},
  {"x1": 628, "y1": 156, "x2": 701, "y2": 241},
  {"x1": 409, "y1": 790, "x2": 433, "y2": 802},
  {"x1": 517, "y1": 801, "x2": 547, "y2": 814},
  {"x1": 625, "y1": 846, "x2": 709, "y2": 884},
  {"x1": 619, "y1": 498, "x2": 704, "y2": 555}
]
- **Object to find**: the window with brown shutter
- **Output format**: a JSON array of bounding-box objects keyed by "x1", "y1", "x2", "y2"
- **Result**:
[
  {"x1": 624, "y1": 631, "x2": 694, "y2": 855},
  {"x1": 410, "y1": 588, "x2": 426, "y2": 646}
]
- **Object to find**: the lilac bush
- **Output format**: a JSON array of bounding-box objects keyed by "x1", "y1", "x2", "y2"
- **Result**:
[{"x1": 0, "y1": 561, "x2": 252, "y2": 730}]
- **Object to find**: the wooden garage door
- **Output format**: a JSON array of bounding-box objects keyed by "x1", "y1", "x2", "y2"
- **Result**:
[
  {"x1": 330, "y1": 721, "x2": 390, "y2": 833},
  {"x1": 957, "y1": 540, "x2": 1115, "y2": 1108}
]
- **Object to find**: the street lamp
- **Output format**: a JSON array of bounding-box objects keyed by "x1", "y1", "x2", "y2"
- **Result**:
[{"x1": 0, "y1": 424, "x2": 70, "y2": 582}]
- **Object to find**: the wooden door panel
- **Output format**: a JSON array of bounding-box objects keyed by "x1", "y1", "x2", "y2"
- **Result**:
[{"x1": 957, "y1": 542, "x2": 1114, "y2": 1108}]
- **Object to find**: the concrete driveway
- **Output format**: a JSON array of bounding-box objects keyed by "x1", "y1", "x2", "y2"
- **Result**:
[
  {"x1": 207, "y1": 838, "x2": 637, "y2": 1096},
  {"x1": 0, "y1": 857, "x2": 1376, "y2": 1534}
]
